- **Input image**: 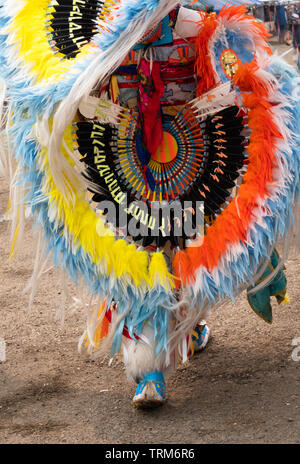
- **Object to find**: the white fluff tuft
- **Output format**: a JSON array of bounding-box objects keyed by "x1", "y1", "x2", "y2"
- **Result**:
[{"x1": 123, "y1": 323, "x2": 175, "y2": 381}]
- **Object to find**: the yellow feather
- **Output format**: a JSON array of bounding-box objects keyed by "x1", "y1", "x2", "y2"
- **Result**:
[
  {"x1": 283, "y1": 293, "x2": 290, "y2": 304},
  {"x1": 9, "y1": 210, "x2": 19, "y2": 260},
  {"x1": 148, "y1": 252, "x2": 175, "y2": 291}
]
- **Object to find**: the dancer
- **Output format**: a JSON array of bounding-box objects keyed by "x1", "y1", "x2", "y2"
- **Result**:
[{"x1": 0, "y1": 1, "x2": 299, "y2": 409}]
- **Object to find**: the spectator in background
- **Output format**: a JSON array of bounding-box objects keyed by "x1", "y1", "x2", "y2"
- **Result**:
[
  {"x1": 255, "y1": 4, "x2": 265, "y2": 23},
  {"x1": 291, "y1": 2, "x2": 300, "y2": 70},
  {"x1": 275, "y1": 2, "x2": 291, "y2": 45}
]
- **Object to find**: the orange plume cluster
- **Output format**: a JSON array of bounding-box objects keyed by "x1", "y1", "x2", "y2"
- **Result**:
[
  {"x1": 194, "y1": 5, "x2": 271, "y2": 97},
  {"x1": 217, "y1": 4, "x2": 271, "y2": 52},
  {"x1": 194, "y1": 11, "x2": 219, "y2": 96}
]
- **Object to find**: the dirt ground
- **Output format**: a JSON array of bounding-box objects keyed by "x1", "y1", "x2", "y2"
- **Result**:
[{"x1": 0, "y1": 39, "x2": 299, "y2": 445}]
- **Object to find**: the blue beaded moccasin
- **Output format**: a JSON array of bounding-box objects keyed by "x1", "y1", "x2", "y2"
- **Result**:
[{"x1": 133, "y1": 371, "x2": 166, "y2": 409}]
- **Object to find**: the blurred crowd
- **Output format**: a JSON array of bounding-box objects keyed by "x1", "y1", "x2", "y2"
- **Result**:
[
  {"x1": 250, "y1": 2, "x2": 300, "y2": 70},
  {"x1": 185, "y1": 1, "x2": 300, "y2": 71}
]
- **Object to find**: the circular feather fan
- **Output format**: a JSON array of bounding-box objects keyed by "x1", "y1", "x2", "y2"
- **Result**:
[
  {"x1": 74, "y1": 103, "x2": 247, "y2": 248},
  {"x1": 0, "y1": 0, "x2": 118, "y2": 87}
]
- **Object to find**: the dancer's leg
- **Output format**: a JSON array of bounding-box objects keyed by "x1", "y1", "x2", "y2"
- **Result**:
[{"x1": 123, "y1": 322, "x2": 172, "y2": 408}]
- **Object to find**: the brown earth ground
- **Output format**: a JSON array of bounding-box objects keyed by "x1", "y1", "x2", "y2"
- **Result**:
[{"x1": 0, "y1": 38, "x2": 299, "y2": 445}]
